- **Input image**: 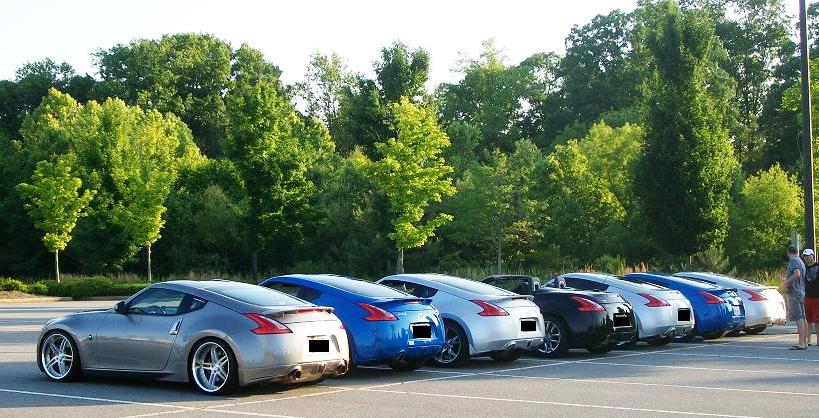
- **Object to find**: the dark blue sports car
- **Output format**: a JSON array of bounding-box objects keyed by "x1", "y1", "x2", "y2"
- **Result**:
[
  {"x1": 260, "y1": 274, "x2": 444, "y2": 371},
  {"x1": 624, "y1": 273, "x2": 745, "y2": 339}
]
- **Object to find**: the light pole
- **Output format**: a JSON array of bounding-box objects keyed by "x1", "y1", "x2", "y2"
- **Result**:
[{"x1": 800, "y1": 0, "x2": 816, "y2": 251}]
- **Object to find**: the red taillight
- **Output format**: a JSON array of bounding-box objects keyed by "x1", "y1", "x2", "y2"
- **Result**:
[
  {"x1": 742, "y1": 289, "x2": 767, "y2": 301},
  {"x1": 570, "y1": 296, "x2": 605, "y2": 312},
  {"x1": 699, "y1": 291, "x2": 725, "y2": 304},
  {"x1": 245, "y1": 313, "x2": 292, "y2": 334},
  {"x1": 471, "y1": 300, "x2": 510, "y2": 316},
  {"x1": 638, "y1": 293, "x2": 670, "y2": 307},
  {"x1": 357, "y1": 303, "x2": 398, "y2": 321}
]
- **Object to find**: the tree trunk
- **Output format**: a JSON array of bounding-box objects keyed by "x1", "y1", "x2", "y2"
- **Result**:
[
  {"x1": 251, "y1": 251, "x2": 259, "y2": 279},
  {"x1": 54, "y1": 250, "x2": 60, "y2": 284},
  {"x1": 496, "y1": 233, "x2": 503, "y2": 275},
  {"x1": 396, "y1": 248, "x2": 404, "y2": 274},
  {"x1": 147, "y1": 244, "x2": 152, "y2": 283}
]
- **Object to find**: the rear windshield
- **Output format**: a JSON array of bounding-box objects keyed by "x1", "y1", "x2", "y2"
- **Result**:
[
  {"x1": 322, "y1": 277, "x2": 410, "y2": 298},
  {"x1": 627, "y1": 275, "x2": 718, "y2": 289},
  {"x1": 610, "y1": 276, "x2": 668, "y2": 291},
  {"x1": 677, "y1": 273, "x2": 760, "y2": 288},
  {"x1": 433, "y1": 276, "x2": 513, "y2": 296},
  {"x1": 211, "y1": 284, "x2": 307, "y2": 306}
]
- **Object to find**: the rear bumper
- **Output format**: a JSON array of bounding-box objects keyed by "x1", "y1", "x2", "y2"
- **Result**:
[
  {"x1": 474, "y1": 337, "x2": 543, "y2": 355},
  {"x1": 240, "y1": 359, "x2": 348, "y2": 386},
  {"x1": 566, "y1": 303, "x2": 636, "y2": 348}
]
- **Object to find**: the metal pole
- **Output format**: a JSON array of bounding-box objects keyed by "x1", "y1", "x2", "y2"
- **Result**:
[{"x1": 800, "y1": 0, "x2": 816, "y2": 251}]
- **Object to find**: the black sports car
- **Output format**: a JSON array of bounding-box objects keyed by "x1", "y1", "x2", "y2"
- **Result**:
[{"x1": 483, "y1": 275, "x2": 637, "y2": 357}]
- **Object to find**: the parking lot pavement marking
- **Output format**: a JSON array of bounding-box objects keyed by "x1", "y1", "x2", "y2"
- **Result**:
[
  {"x1": 357, "y1": 387, "x2": 762, "y2": 418},
  {"x1": 486, "y1": 372, "x2": 819, "y2": 398},
  {"x1": 206, "y1": 387, "x2": 354, "y2": 409},
  {"x1": 0, "y1": 387, "x2": 196, "y2": 411},
  {"x1": 197, "y1": 410, "x2": 302, "y2": 418},
  {"x1": 580, "y1": 360, "x2": 819, "y2": 376},
  {"x1": 655, "y1": 351, "x2": 819, "y2": 362}
]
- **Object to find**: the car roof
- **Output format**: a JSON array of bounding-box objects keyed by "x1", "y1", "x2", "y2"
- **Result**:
[
  {"x1": 265, "y1": 274, "x2": 411, "y2": 300},
  {"x1": 625, "y1": 272, "x2": 723, "y2": 290},
  {"x1": 674, "y1": 272, "x2": 764, "y2": 289},
  {"x1": 559, "y1": 272, "x2": 670, "y2": 292},
  {"x1": 150, "y1": 280, "x2": 310, "y2": 310},
  {"x1": 382, "y1": 273, "x2": 513, "y2": 298}
]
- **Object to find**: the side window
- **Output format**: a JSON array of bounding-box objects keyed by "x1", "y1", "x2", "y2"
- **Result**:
[
  {"x1": 381, "y1": 280, "x2": 438, "y2": 298},
  {"x1": 297, "y1": 286, "x2": 322, "y2": 302},
  {"x1": 128, "y1": 289, "x2": 187, "y2": 316},
  {"x1": 184, "y1": 296, "x2": 208, "y2": 313},
  {"x1": 564, "y1": 278, "x2": 607, "y2": 291},
  {"x1": 265, "y1": 282, "x2": 302, "y2": 298},
  {"x1": 412, "y1": 284, "x2": 438, "y2": 298}
]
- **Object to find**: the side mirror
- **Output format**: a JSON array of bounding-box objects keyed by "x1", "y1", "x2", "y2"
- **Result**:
[{"x1": 114, "y1": 301, "x2": 127, "y2": 314}]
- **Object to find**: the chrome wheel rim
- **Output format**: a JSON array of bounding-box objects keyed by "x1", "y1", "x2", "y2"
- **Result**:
[
  {"x1": 41, "y1": 333, "x2": 73, "y2": 380},
  {"x1": 192, "y1": 342, "x2": 230, "y2": 393},
  {"x1": 539, "y1": 320, "x2": 561, "y2": 354},
  {"x1": 436, "y1": 324, "x2": 462, "y2": 364}
]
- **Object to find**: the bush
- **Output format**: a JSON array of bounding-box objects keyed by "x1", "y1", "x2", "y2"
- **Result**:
[
  {"x1": 593, "y1": 255, "x2": 626, "y2": 275},
  {"x1": 0, "y1": 278, "x2": 28, "y2": 292},
  {"x1": 28, "y1": 281, "x2": 49, "y2": 295}
]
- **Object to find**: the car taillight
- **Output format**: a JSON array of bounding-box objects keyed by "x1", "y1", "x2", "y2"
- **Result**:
[
  {"x1": 297, "y1": 308, "x2": 326, "y2": 314},
  {"x1": 357, "y1": 303, "x2": 398, "y2": 321},
  {"x1": 471, "y1": 300, "x2": 510, "y2": 316},
  {"x1": 570, "y1": 296, "x2": 605, "y2": 312},
  {"x1": 638, "y1": 293, "x2": 670, "y2": 307},
  {"x1": 245, "y1": 313, "x2": 292, "y2": 334},
  {"x1": 742, "y1": 289, "x2": 767, "y2": 301},
  {"x1": 699, "y1": 291, "x2": 725, "y2": 304}
]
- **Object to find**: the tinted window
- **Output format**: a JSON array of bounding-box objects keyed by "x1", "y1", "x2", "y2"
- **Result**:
[
  {"x1": 128, "y1": 288, "x2": 187, "y2": 316},
  {"x1": 564, "y1": 277, "x2": 607, "y2": 291},
  {"x1": 322, "y1": 278, "x2": 410, "y2": 298},
  {"x1": 186, "y1": 297, "x2": 207, "y2": 313},
  {"x1": 215, "y1": 285, "x2": 307, "y2": 306},
  {"x1": 431, "y1": 276, "x2": 512, "y2": 296},
  {"x1": 381, "y1": 280, "x2": 438, "y2": 298},
  {"x1": 609, "y1": 276, "x2": 667, "y2": 291},
  {"x1": 265, "y1": 282, "x2": 301, "y2": 297},
  {"x1": 491, "y1": 278, "x2": 531, "y2": 294}
]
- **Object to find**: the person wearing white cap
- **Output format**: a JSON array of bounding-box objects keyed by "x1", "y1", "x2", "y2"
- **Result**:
[{"x1": 803, "y1": 248, "x2": 819, "y2": 345}]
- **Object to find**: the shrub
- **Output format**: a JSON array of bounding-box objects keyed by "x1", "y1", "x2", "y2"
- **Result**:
[
  {"x1": 593, "y1": 255, "x2": 626, "y2": 275},
  {"x1": 0, "y1": 278, "x2": 28, "y2": 292},
  {"x1": 28, "y1": 281, "x2": 49, "y2": 295},
  {"x1": 64, "y1": 278, "x2": 114, "y2": 299}
]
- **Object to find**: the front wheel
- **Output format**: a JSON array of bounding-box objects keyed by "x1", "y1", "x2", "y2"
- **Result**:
[
  {"x1": 389, "y1": 355, "x2": 428, "y2": 371},
  {"x1": 190, "y1": 339, "x2": 239, "y2": 395},
  {"x1": 489, "y1": 349, "x2": 522, "y2": 362},
  {"x1": 430, "y1": 321, "x2": 469, "y2": 368},
  {"x1": 537, "y1": 315, "x2": 568, "y2": 358},
  {"x1": 39, "y1": 331, "x2": 82, "y2": 382}
]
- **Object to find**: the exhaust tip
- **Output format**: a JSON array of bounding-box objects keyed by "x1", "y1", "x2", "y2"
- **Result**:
[
  {"x1": 289, "y1": 368, "x2": 302, "y2": 380},
  {"x1": 336, "y1": 362, "x2": 348, "y2": 375}
]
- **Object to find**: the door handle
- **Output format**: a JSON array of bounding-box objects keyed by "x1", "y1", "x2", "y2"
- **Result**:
[{"x1": 169, "y1": 319, "x2": 182, "y2": 335}]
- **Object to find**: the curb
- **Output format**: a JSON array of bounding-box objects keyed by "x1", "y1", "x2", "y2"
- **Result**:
[
  {"x1": 0, "y1": 296, "x2": 71, "y2": 303},
  {"x1": 79, "y1": 296, "x2": 129, "y2": 301}
]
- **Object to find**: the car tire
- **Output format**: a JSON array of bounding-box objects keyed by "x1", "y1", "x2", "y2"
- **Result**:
[
  {"x1": 537, "y1": 315, "x2": 569, "y2": 358},
  {"x1": 389, "y1": 355, "x2": 428, "y2": 371},
  {"x1": 189, "y1": 338, "x2": 239, "y2": 395},
  {"x1": 701, "y1": 331, "x2": 725, "y2": 340},
  {"x1": 647, "y1": 336, "x2": 672, "y2": 346},
  {"x1": 489, "y1": 349, "x2": 523, "y2": 362},
  {"x1": 430, "y1": 320, "x2": 469, "y2": 368},
  {"x1": 743, "y1": 326, "x2": 766, "y2": 335},
  {"x1": 586, "y1": 342, "x2": 615, "y2": 354},
  {"x1": 725, "y1": 329, "x2": 741, "y2": 337},
  {"x1": 39, "y1": 330, "x2": 82, "y2": 382}
]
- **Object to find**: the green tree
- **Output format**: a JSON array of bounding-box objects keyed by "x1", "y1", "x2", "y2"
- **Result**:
[
  {"x1": 727, "y1": 165, "x2": 802, "y2": 270},
  {"x1": 375, "y1": 42, "x2": 430, "y2": 103},
  {"x1": 446, "y1": 140, "x2": 543, "y2": 272},
  {"x1": 16, "y1": 157, "x2": 94, "y2": 282},
  {"x1": 295, "y1": 52, "x2": 354, "y2": 137},
  {"x1": 225, "y1": 44, "x2": 333, "y2": 277},
  {"x1": 635, "y1": 2, "x2": 739, "y2": 257},
  {"x1": 371, "y1": 98, "x2": 456, "y2": 273},
  {"x1": 96, "y1": 33, "x2": 234, "y2": 156}
]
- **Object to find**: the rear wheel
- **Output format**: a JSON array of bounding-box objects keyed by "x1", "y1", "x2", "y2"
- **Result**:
[
  {"x1": 586, "y1": 342, "x2": 615, "y2": 354},
  {"x1": 190, "y1": 339, "x2": 239, "y2": 395},
  {"x1": 537, "y1": 315, "x2": 568, "y2": 358},
  {"x1": 744, "y1": 326, "x2": 766, "y2": 335},
  {"x1": 489, "y1": 349, "x2": 522, "y2": 362},
  {"x1": 647, "y1": 336, "x2": 672, "y2": 346},
  {"x1": 389, "y1": 355, "x2": 428, "y2": 371},
  {"x1": 430, "y1": 320, "x2": 469, "y2": 368},
  {"x1": 39, "y1": 331, "x2": 82, "y2": 382}
]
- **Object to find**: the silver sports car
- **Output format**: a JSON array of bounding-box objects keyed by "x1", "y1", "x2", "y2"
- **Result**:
[
  {"x1": 37, "y1": 280, "x2": 349, "y2": 394},
  {"x1": 378, "y1": 274, "x2": 544, "y2": 367}
]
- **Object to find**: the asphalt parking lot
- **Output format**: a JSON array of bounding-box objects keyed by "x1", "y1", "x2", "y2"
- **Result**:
[{"x1": 2, "y1": 301, "x2": 818, "y2": 418}]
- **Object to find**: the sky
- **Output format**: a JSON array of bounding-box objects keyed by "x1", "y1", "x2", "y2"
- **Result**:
[{"x1": 0, "y1": 1, "x2": 801, "y2": 89}]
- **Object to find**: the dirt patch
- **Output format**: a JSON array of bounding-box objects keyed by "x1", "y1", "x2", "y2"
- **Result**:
[{"x1": 0, "y1": 291, "x2": 48, "y2": 299}]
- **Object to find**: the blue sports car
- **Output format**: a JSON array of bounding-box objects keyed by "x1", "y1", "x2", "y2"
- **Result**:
[
  {"x1": 260, "y1": 274, "x2": 444, "y2": 371},
  {"x1": 623, "y1": 273, "x2": 745, "y2": 339}
]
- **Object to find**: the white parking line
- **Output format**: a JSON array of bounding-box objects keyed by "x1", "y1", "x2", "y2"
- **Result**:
[
  {"x1": 358, "y1": 387, "x2": 761, "y2": 418},
  {"x1": 581, "y1": 361, "x2": 819, "y2": 376},
  {"x1": 0, "y1": 388, "x2": 195, "y2": 410},
  {"x1": 487, "y1": 373, "x2": 819, "y2": 397},
  {"x1": 656, "y1": 351, "x2": 819, "y2": 362},
  {"x1": 207, "y1": 387, "x2": 354, "y2": 408}
]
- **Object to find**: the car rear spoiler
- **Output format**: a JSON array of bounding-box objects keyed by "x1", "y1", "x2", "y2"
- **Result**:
[
  {"x1": 262, "y1": 306, "x2": 335, "y2": 316},
  {"x1": 488, "y1": 295, "x2": 535, "y2": 303},
  {"x1": 372, "y1": 297, "x2": 434, "y2": 308}
]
